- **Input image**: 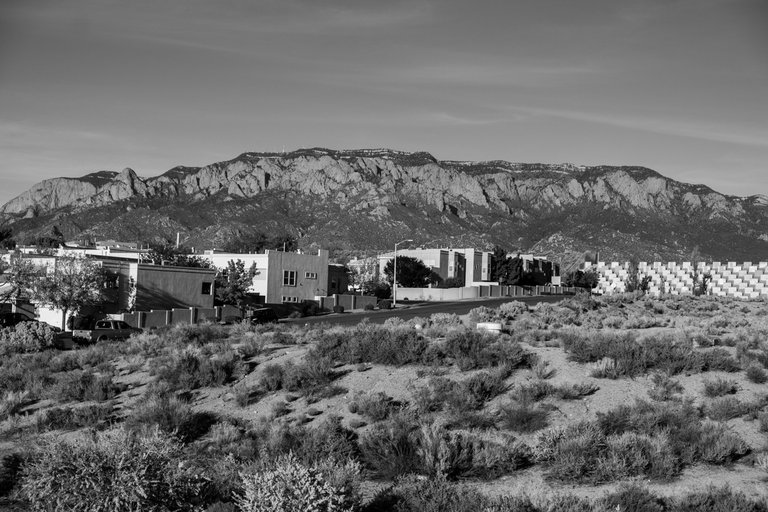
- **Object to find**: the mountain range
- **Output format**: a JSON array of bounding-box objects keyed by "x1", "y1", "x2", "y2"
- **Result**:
[{"x1": 2, "y1": 148, "x2": 767, "y2": 267}]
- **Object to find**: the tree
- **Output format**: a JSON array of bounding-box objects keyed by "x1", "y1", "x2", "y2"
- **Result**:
[
  {"x1": 0, "y1": 227, "x2": 15, "y2": 249},
  {"x1": 383, "y1": 256, "x2": 437, "y2": 288},
  {"x1": 214, "y1": 259, "x2": 258, "y2": 306},
  {"x1": 689, "y1": 246, "x2": 711, "y2": 296},
  {"x1": 1, "y1": 256, "x2": 40, "y2": 303},
  {"x1": 221, "y1": 231, "x2": 298, "y2": 253},
  {"x1": 565, "y1": 269, "x2": 599, "y2": 289},
  {"x1": 625, "y1": 257, "x2": 651, "y2": 293},
  {"x1": 27, "y1": 255, "x2": 107, "y2": 330},
  {"x1": 146, "y1": 244, "x2": 212, "y2": 268},
  {"x1": 490, "y1": 246, "x2": 508, "y2": 282}
]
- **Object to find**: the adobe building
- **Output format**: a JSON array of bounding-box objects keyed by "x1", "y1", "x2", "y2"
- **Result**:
[
  {"x1": 377, "y1": 247, "x2": 493, "y2": 287},
  {"x1": 203, "y1": 249, "x2": 330, "y2": 304}
]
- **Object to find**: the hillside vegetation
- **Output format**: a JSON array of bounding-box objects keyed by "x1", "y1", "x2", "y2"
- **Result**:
[{"x1": 2, "y1": 294, "x2": 768, "y2": 510}]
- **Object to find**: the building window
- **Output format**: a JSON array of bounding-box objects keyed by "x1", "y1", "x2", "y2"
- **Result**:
[
  {"x1": 282, "y1": 296, "x2": 299, "y2": 303},
  {"x1": 103, "y1": 275, "x2": 120, "y2": 289},
  {"x1": 201, "y1": 282, "x2": 213, "y2": 295},
  {"x1": 283, "y1": 270, "x2": 297, "y2": 286},
  {"x1": 330, "y1": 279, "x2": 337, "y2": 291},
  {"x1": 305, "y1": 271, "x2": 317, "y2": 279}
]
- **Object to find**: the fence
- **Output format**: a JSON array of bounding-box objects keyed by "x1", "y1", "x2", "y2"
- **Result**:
[
  {"x1": 317, "y1": 294, "x2": 378, "y2": 311},
  {"x1": 110, "y1": 304, "x2": 244, "y2": 330},
  {"x1": 396, "y1": 285, "x2": 576, "y2": 301}
]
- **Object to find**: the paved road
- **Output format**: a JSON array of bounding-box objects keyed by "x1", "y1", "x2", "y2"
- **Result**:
[{"x1": 282, "y1": 295, "x2": 568, "y2": 327}]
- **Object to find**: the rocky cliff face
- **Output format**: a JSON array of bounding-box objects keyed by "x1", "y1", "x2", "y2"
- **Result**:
[{"x1": 2, "y1": 148, "x2": 767, "y2": 262}]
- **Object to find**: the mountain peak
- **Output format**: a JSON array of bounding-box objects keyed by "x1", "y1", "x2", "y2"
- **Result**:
[{"x1": 1, "y1": 148, "x2": 766, "y2": 262}]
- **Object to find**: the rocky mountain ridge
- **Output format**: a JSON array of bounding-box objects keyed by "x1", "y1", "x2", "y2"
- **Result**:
[{"x1": 2, "y1": 148, "x2": 767, "y2": 263}]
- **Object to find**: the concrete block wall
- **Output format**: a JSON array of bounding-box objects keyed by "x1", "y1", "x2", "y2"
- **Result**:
[{"x1": 584, "y1": 261, "x2": 768, "y2": 299}]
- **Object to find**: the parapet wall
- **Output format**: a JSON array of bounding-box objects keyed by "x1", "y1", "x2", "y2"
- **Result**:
[{"x1": 584, "y1": 261, "x2": 768, "y2": 299}]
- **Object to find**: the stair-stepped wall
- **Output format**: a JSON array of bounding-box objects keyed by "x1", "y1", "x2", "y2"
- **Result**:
[{"x1": 582, "y1": 262, "x2": 768, "y2": 299}]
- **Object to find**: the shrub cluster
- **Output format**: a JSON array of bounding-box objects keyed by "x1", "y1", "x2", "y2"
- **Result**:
[
  {"x1": 152, "y1": 349, "x2": 245, "y2": 390},
  {"x1": 0, "y1": 321, "x2": 57, "y2": 355},
  {"x1": 560, "y1": 331, "x2": 739, "y2": 378},
  {"x1": 534, "y1": 399, "x2": 749, "y2": 484},
  {"x1": 21, "y1": 427, "x2": 206, "y2": 511},
  {"x1": 359, "y1": 416, "x2": 531, "y2": 481}
]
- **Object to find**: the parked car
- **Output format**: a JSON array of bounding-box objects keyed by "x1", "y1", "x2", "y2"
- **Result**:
[
  {"x1": 249, "y1": 307, "x2": 279, "y2": 325},
  {"x1": 0, "y1": 312, "x2": 34, "y2": 329},
  {"x1": 72, "y1": 319, "x2": 142, "y2": 343}
]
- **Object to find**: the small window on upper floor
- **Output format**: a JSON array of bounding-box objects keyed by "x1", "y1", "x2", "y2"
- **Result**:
[
  {"x1": 201, "y1": 282, "x2": 213, "y2": 295},
  {"x1": 283, "y1": 270, "x2": 297, "y2": 286},
  {"x1": 305, "y1": 271, "x2": 317, "y2": 279}
]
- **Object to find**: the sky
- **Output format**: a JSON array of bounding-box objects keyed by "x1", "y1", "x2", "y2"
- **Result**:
[{"x1": 1, "y1": 0, "x2": 767, "y2": 206}]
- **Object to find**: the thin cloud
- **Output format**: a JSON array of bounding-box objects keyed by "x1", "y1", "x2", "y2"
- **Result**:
[{"x1": 508, "y1": 106, "x2": 768, "y2": 149}]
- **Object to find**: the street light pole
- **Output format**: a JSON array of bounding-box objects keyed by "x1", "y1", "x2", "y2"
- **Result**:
[{"x1": 393, "y1": 238, "x2": 413, "y2": 307}]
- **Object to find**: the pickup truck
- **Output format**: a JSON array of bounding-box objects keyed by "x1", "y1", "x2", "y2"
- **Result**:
[{"x1": 72, "y1": 319, "x2": 142, "y2": 343}]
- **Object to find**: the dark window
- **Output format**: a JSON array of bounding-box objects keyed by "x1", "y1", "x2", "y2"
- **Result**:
[
  {"x1": 96, "y1": 321, "x2": 111, "y2": 329},
  {"x1": 283, "y1": 270, "x2": 297, "y2": 286},
  {"x1": 202, "y1": 282, "x2": 213, "y2": 295}
]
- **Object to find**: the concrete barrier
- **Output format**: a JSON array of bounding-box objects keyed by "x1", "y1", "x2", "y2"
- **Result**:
[{"x1": 476, "y1": 322, "x2": 503, "y2": 335}]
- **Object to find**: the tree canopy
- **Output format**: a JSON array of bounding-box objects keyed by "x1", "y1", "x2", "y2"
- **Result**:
[
  {"x1": 220, "y1": 231, "x2": 298, "y2": 253},
  {"x1": 214, "y1": 259, "x2": 258, "y2": 306},
  {"x1": 12, "y1": 255, "x2": 108, "y2": 329},
  {"x1": 383, "y1": 256, "x2": 438, "y2": 288},
  {"x1": 145, "y1": 244, "x2": 212, "y2": 268}
]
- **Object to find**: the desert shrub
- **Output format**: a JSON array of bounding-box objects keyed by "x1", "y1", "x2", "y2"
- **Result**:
[
  {"x1": 702, "y1": 377, "x2": 739, "y2": 398},
  {"x1": 468, "y1": 306, "x2": 497, "y2": 324},
  {"x1": 552, "y1": 382, "x2": 599, "y2": 400},
  {"x1": 359, "y1": 414, "x2": 420, "y2": 479},
  {"x1": 235, "y1": 453, "x2": 361, "y2": 512},
  {"x1": 648, "y1": 372, "x2": 684, "y2": 402},
  {"x1": 0, "y1": 390, "x2": 29, "y2": 421},
  {"x1": 315, "y1": 323, "x2": 430, "y2": 366},
  {"x1": 512, "y1": 380, "x2": 554, "y2": 402},
  {"x1": 746, "y1": 363, "x2": 768, "y2": 384},
  {"x1": 443, "y1": 331, "x2": 531, "y2": 371},
  {"x1": 705, "y1": 396, "x2": 748, "y2": 421},
  {"x1": 497, "y1": 301, "x2": 528, "y2": 319},
  {"x1": 282, "y1": 352, "x2": 336, "y2": 396},
  {"x1": 21, "y1": 427, "x2": 205, "y2": 511},
  {"x1": 416, "y1": 424, "x2": 530, "y2": 480},
  {"x1": 153, "y1": 349, "x2": 245, "y2": 390},
  {"x1": 125, "y1": 390, "x2": 216, "y2": 443},
  {"x1": 413, "y1": 371, "x2": 507, "y2": 415},
  {"x1": 50, "y1": 370, "x2": 122, "y2": 402},
  {"x1": 349, "y1": 392, "x2": 401, "y2": 422},
  {"x1": 0, "y1": 453, "x2": 22, "y2": 498},
  {"x1": 498, "y1": 400, "x2": 549, "y2": 433},
  {"x1": 233, "y1": 383, "x2": 265, "y2": 408},
  {"x1": 35, "y1": 403, "x2": 114, "y2": 431},
  {"x1": 601, "y1": 483, "x2": 665, "y2": 512},
  {"x1": 561, "y1": 330, "x2": 737, "y2": 378},
  {"x1": 697, "y1": 422, "x2": 750, "y2": 464},
  {"x1": 700, "y1": 348, "x2": 741, "y2": 372},
  {"x1": 671, "y1": 486, "x2": 768, "y2": 512},
  {"x1": 512, "y1": 381, "x2": 597, "y2": 403},
  {"x1": 0, "y1": 321, "x2": 57, "y2": 354},
  {"x1": 461, "y1": 369, "x2": 509, "y2": 407},
  {"x1": 260, "y1": 363, "x2": 285, "y2": 391},
  {"x1": 532, "y1": 360, "x2": 555, "y2": 379},
  {"x1": 367, "y1": 474, "x2": 487, "y2": 512},
  {"x1": 164, "y1": 321, "x2": 228, "y2": 346},
  {"x1": 537, "y1": 399, "x2": 750, "y2": 484}
]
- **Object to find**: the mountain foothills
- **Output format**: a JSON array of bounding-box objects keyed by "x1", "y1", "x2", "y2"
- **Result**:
[{"x1": 1, "y1": 148, "x2": 767, "y2": 264}]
